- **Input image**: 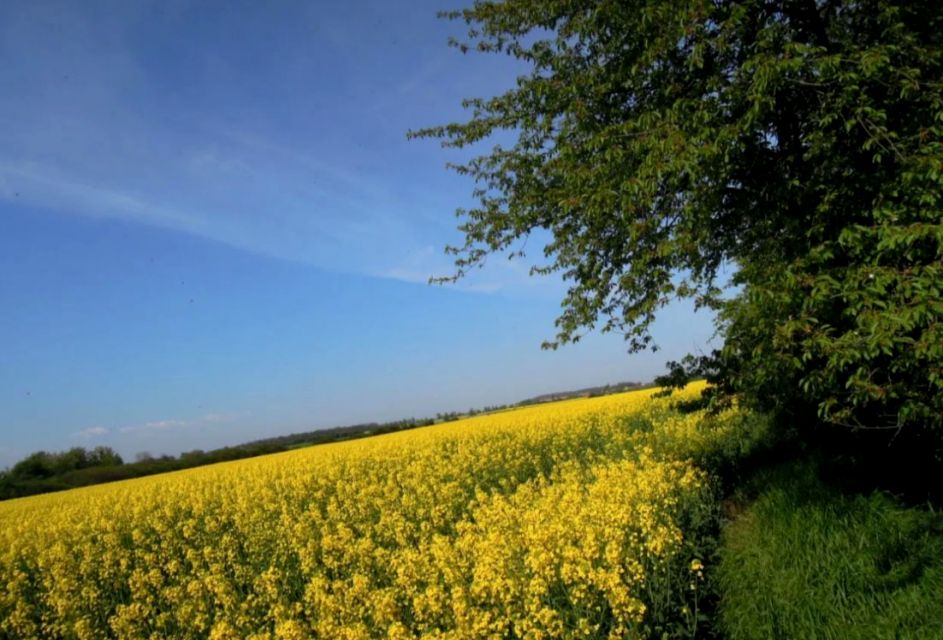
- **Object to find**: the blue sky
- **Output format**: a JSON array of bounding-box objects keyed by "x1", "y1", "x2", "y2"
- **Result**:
[{"x1": 0, "y1": 0, "x2": 717, "y2": 467}]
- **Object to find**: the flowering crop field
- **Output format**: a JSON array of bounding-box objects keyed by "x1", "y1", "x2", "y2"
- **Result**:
[{"x1": 0, "y1": 383, "x2": 743, "y2": 640}]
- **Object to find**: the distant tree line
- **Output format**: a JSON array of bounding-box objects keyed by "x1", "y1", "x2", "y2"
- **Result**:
[
  {"x1": 1, "y1": 381, "x2": 647, "y2": 501},
  {"x1": 1, "y1": 414, "x2": 471, "y2": 500},
  {"x1": 0, "y1": 418, "x2": 434, "y2": 501},
  {"x1": 517, "y1": 381, "x2": 646, "y2": 406},
  {"x1": 0, "y1": 446, "x2": 125, "y2": 500}
]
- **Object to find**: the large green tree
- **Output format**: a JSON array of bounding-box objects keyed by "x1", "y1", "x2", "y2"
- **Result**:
[{"x1": 412, "y1": 0, "x2": 943, "y2": 446}]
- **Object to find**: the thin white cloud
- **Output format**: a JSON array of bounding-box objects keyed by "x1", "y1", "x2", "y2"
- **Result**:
[
  {"x1": 143, "y1": 419, "x2": 187, "y2": 430},
  {"x1": 380, "y1": 244, "x2": 567, "y2": 297},
  {"x1": 0, "y1": 147, "x2": 412, "y2": 280},
  {"x1": 117, "y1": 413, "x2": 233, "y2": 436},
  {"x1": 119, "y1": 419, "x2": 185, "y2": 435},
  {"x1": 73, "y1": 426, "x2": 110, "y2": 438},
  {"x1": 0, "y1": 0, "x2": 407, "y2": 277},
  {"x1": 0, "y1": 162, "x2": 200, "y2": 229},
  {"x1": 0, "y1": 0, "x2": 529, "y2": 288}
]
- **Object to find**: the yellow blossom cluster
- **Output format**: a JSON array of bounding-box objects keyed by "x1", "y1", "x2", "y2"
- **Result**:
[{"x1": 0, "y1": 382, "x2": 737, "y2": 639}]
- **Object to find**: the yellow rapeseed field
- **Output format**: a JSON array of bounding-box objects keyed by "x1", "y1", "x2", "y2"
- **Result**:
[{"x1": 0, "y1": 382, "x2": 743, "y2": 640}]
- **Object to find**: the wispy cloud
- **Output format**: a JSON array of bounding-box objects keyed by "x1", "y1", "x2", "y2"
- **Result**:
[
  {"x1": 118, "y1": 419, "x2": 184, "y2": 435},
  {"x1": 0, "y1": 0, "x2": 531, "y2": 291},
  {"x1": 0, "y1": 3, "x2": 398, "y2": 274},
  {"x1": 73, "y1": 426, "x2": 110, "y2": 439},
  {"x1": 117, "y1": 414, "x2": 233, "y2": 436},
  {"x1": 0, "y1": 162, "x2": 200, "y2": 229},
  {"x1": 380, "y1": 243, "x2": 567, "y2": 297}
]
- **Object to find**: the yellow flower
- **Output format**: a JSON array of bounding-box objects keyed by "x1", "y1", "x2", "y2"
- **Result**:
[{"x1": 0, "y1": 382, "x2": 730, "y2": 638}]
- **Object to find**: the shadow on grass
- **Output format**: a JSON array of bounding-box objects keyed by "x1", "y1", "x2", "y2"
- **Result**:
[{"x1": 716, "y1": 456, "x2": 943, "y2": 640}]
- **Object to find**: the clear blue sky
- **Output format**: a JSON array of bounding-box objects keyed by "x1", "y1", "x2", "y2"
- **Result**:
[{"x1": 0, "y1": 0, "x2": 716, "y2": 467}]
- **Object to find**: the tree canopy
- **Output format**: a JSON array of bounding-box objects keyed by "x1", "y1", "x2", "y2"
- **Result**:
[{"x1": 412, "y1": 0, "x2": 943, "y2": 447}]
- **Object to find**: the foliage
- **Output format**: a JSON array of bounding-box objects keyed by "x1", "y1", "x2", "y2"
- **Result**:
[
  {"x1": 717, "y1": 459, "x2": 943, "y2": 639},
  {"x1": 0, "y1": 384, "x2": 749, "y2": 639},
  {"x1": 411, "y1": 0, "x2": 943, "y2": 445},
  {"x1": 7, "y1": 447, "x2": 123, "y2": 481}
]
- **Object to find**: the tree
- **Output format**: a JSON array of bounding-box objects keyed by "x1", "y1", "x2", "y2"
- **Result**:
[
  {"x1": 10, "y1": 452, "x2": 55, "y2": 480},
  {"x1": 55, "y1": 447, "x2": 91, "y2": 474},
  {"x1": 88, "y1": 446, "x2": 123, "y2": 467},
  {"x1": 411, "y1": 1, "x2": 943, "y2": 449}
]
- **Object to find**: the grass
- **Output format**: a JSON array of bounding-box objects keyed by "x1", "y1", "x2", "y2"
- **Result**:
[{"x1": 716, "y1": 457, "x2": 943, "y2": 640}]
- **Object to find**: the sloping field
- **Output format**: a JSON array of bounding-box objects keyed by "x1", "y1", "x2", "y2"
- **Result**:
[{"x1": 0, "y1": 382, "x2": 744, "y2": 639}]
